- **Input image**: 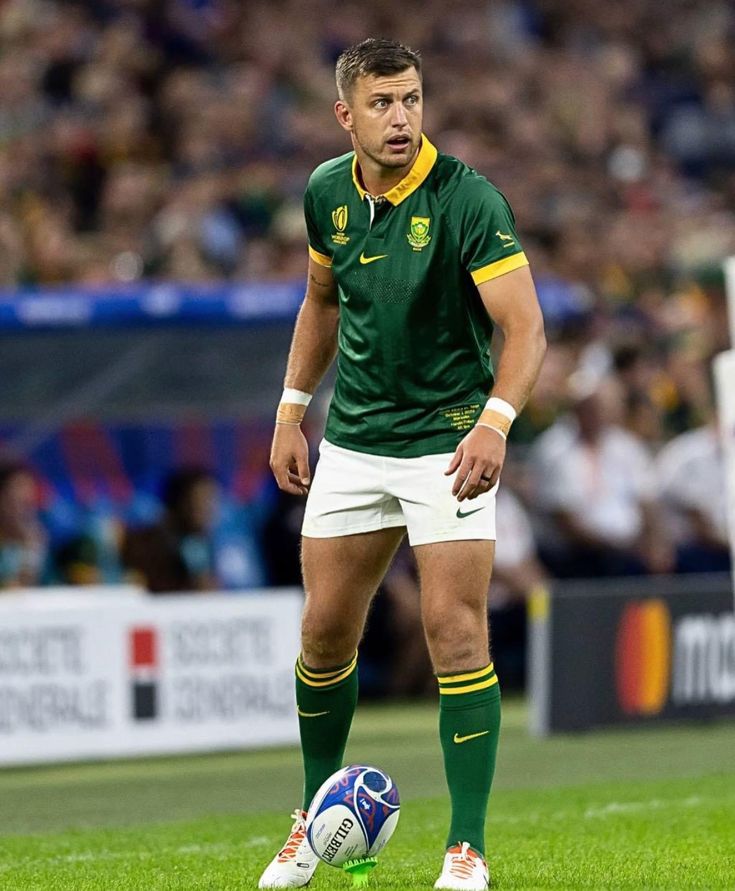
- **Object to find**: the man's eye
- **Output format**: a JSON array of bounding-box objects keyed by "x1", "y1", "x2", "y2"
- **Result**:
[
  {"x1": 406, "y1": 95, "x2": 418, "y2": 106},
  {"x1": 375, "y1": 99, "x2": 388, "y2": 109}
]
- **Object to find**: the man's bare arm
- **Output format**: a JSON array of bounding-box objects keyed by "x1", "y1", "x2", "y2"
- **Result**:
[
  {"x1": 446, "y1": 265, "x2": 546, "y2": 500},
  {"x1": 284, "y1": 258, "x2": 340, "y2": 391},
  {"x1": 477, "y1": 264, "x2": 546, "y2": 413},
  {"x1": 270, "y1": 258, "x2": 339, "y2": 497}
]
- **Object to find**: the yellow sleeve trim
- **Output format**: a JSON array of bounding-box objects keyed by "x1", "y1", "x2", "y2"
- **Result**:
[
  {"x1": 471, "y1": 251, "x2": 528, "y2": 285},
  {"x1": 308, "y1": 245, "x2": 333, "y2": 268}
]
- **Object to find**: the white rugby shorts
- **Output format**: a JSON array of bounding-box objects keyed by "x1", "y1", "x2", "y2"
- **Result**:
[{"x1": 301, "y1": 439, "x2": 498, "y2": 546}]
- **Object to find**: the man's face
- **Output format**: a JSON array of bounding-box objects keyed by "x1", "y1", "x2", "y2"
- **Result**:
[{"x1": 337, "y1": 67, "x2": 423, "y2": 170}]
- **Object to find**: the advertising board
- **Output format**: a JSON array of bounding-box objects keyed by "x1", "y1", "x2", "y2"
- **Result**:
[
  {"x1": 529, "y1": 575, "x2": 735, "y2": 734},
  {"x1": 0, "y1": 590, "x2": 301, "y2": 765}
]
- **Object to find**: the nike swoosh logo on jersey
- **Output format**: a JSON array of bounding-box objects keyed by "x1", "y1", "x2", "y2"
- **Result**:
[
  {"x1": 359, "y1": 252, "x2": 388, "y2": 264},
  {"x1": 453, "y1": 730, "x2": 490, "y2": 744},
  {"x1": 297, "y1": 706, "x2": 330, "y2": 718},
  {"x1": 456, "y1": 506, "x2": 486, "y2": 519}
]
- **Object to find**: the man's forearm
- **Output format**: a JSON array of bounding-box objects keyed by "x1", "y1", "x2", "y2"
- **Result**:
[
  {"x1": 476, "y1": 266, "x2": 546, "y2": 415},
  {"x1": 283, "y1": 294, "x2": 340, "y2": 394},
  {"x1": 490, "y1": 321, "x2": 546, "y2": 413}
]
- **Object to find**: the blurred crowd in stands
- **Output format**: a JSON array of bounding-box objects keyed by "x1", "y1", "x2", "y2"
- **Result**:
[{"x1": 1, "y1": 1, "x2": 734, "y2": 689}]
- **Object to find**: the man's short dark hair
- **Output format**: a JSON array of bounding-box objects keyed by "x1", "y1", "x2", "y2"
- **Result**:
[{"x1": 336, "y1": 38, "x2": 422, "y2": 101}]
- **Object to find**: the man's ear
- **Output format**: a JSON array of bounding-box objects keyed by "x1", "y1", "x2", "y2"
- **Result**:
[{"x1": 334, "y1": 100, "x2": 353, "y2": 133}]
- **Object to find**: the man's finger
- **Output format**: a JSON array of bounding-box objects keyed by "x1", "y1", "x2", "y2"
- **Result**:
[
  {"x1": 275, "y1": 466, "x2": 307, "y2": 496},
  {"x1": 279, "y1": 479, "x2": 308, "y2": 496},
  {"x1": 452, "y1": 459, "x2": 474, "y2": 497},
  {"x1": 460, "y1": 463, "x2": 489, "y2": 502},
  {"x1": 457, "y1": 462, "x2": 488, "y2": 501},
  {"x1": 295, "y1": 452, "x2": 310, "y2": 486},
  {"x1": 445, "y1": 445, "x2": 463, "y2": 476},
  {"x1": 287, "y1": 471, "x2": 309, "y2": 492},
  {"x1": 465, "y1": 469, "x2": 495, "y2": 500}
]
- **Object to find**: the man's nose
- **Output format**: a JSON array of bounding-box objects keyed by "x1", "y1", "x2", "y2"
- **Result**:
[{"x1": 390, "y1": 102, "x2": 408, "y2": 127}]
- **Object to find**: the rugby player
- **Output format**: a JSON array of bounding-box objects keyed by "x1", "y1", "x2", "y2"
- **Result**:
[{"x1": 259, "y1": 38, "x2": 546, "y2": 890}]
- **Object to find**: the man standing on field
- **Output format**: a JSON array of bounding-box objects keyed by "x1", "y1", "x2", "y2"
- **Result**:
[{"x1": 259, "y1": 38, "x2": 546, "y2": 890}]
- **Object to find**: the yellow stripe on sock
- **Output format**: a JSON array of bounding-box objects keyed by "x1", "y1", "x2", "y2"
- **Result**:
[
  {"x1": 296, "y1": 659, "x2": 357, "y2": 688},
  {"x1": 437, "y1": 663, "x2": 494, "y2": 685},
  {"x1": 296, "y1": 653, "x2": 357, "y2": 681},
  {"x1": 439, "y1": 675, "x2": 499, "y2": 695}
]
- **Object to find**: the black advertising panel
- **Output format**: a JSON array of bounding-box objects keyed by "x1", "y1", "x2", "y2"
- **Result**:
[{"x1": 529, "y1": 574, "x2": 735, "y2": 734}]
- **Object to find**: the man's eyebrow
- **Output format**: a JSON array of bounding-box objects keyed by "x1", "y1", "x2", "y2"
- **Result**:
[{"x1": 368, "y1": 88, "x2": 421, "y2": 100}]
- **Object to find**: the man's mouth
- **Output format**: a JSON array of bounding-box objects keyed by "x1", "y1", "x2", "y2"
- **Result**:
[{"x1": 386, "y1": 135, "x2": 411, "y2": 151}]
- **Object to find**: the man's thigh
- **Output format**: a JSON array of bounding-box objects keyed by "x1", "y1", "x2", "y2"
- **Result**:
[
  {"x1": 300, "y1": 526, "x2": 405, "y2": 666},
  {"x1": 414, "y1": 539, "x2": 495, "y2": 673}
]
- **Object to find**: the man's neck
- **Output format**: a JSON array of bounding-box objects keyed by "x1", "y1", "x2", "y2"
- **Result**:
[{"x1": 353, "y1": 142, "x2": 419, "y2": 197}]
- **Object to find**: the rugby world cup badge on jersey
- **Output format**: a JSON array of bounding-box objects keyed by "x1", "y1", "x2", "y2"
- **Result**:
[
  {"x1": 407, "y1": 215, "x2": 431, "y2": 250},
  {"x1": 331, "y1": 205, "x2": 350, "y2": 245}
]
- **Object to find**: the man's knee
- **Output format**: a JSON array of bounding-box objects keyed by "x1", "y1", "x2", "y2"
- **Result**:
[
  {"x1": 423, "y1": 600, "x2": 489, "y2": 670},
  {"x1": 301, "y1": 606, "x2": 360, "y2": 667}
]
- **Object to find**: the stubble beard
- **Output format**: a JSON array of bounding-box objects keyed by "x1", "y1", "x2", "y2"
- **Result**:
[{"x1": 352, "y1": 124, "x2": 420, "y2": 172}]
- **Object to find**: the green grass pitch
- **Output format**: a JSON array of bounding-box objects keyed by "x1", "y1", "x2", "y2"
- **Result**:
[{"x1": 1, "y1": 701, "x2": 734, "y2": 889}]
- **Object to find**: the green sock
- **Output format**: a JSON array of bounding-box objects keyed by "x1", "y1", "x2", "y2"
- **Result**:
[
  {"x1": 295, "y1": 652, "x2": 359, "y2": 812},
  {"x1": 438, "y1": 662, "x2": 501, "y2": 856}
]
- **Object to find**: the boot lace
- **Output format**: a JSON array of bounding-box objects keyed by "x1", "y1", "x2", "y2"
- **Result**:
[
  {"x1": 277, "y1": 810, "x2": 308, "y2": 862},
  {"x1": 448, "y1": 842, "x2": 481, "y2": 880}
]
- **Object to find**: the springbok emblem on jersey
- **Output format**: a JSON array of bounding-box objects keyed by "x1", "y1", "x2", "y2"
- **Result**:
[
  {"x1": 408, "y1": 216, "x2": 431, "y2": 250},
  {"x1": 332, "y1": 205, "x2": 348, "y2": 232}
]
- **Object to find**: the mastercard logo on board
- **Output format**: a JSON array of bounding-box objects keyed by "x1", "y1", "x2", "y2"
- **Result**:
[{"x1": 615, "y1": 600, "x2": 672, "y2": 715}]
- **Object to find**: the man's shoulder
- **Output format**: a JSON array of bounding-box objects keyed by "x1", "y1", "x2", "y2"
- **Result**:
[
  {"x1": 431, "y1": 152, "x2": 507, "y2": 207},
  {"x1": 307, "y1": 152, "x2": 355, "y2": 197}
]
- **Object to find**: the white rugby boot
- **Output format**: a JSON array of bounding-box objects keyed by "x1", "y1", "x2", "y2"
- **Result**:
[
  {"x1": 258, "y1": 809, "x2": 319, "y2": 888},
  {"x1": 434, "y1": 842, "x2": 490, "y2": 890}
]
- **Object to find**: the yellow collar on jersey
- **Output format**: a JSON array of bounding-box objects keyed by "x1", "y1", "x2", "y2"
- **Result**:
[{"x1": 351, "y1": 134, "x2": 438, "y2": 206}]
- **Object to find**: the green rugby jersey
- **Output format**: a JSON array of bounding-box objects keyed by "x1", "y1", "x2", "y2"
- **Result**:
[{"x1": 304, "y1": 134, "x2": 528, "y2": 458}]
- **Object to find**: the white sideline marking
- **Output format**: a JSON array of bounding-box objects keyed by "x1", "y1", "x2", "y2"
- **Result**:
[
  {"x1": 244, "y1": 836, "x2": 271, "y2": 848},
  {"x1": 0, "y1": 840, "x2": 242, "y2": 872},
  {"x1": 490, "y1": 795, "x2": 707, "y2": 828},
  {"x1": 584, "y1": 796, "x2": 703, "y2": 819}
]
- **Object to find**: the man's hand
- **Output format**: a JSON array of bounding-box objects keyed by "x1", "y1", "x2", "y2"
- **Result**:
[
  {"x1": 270, "y1": 425, "x2": 311, "y2": 496},
  {"x1": 444, "y1": 425, "x2": 506, "y2": 501}
]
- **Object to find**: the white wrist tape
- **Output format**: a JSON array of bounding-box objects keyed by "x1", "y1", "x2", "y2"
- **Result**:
[
  {"x1": 282, "y1": 388, "x2": 312, "y2": 406},
  {"x1": 485, "y1": 396, "x2": 516, "y2": 421}
]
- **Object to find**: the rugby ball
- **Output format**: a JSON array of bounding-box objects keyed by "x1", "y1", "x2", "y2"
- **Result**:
[{"x1": 305, "y1": 765, "x2": 400, "y2": 867}]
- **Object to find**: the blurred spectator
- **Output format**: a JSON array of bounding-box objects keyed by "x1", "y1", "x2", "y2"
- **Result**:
[
  {"x1": 490, "y1": 486, "x2": 548, "y2": 690},
  {"x1": 0, "y1": 0, "x2": 733, "y2": 596},
  {"x1": 0, "y1": 0, "x2": 732, "y2": 289},
  {"x1": 493, "y1": 487, "x2": 548, "y2": 603},
  {"x1": 532, "y1": 372, "x2": 674, "y2": 577},
  {"x1": 0, "y1": 462, "x2": 48, "y2": 588},
  {"x1": 122, "y1": 466, "x2": 219, "y2": 593},
  {"x1": 261, "y1": 488, "x2": 305, "y2": 587},
  {"x1": 655, "y1": 404, "x2": 731, "y2": 574},
  {"x1": 55, "y1": 514, "x2": 125, "y2": 586}
]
